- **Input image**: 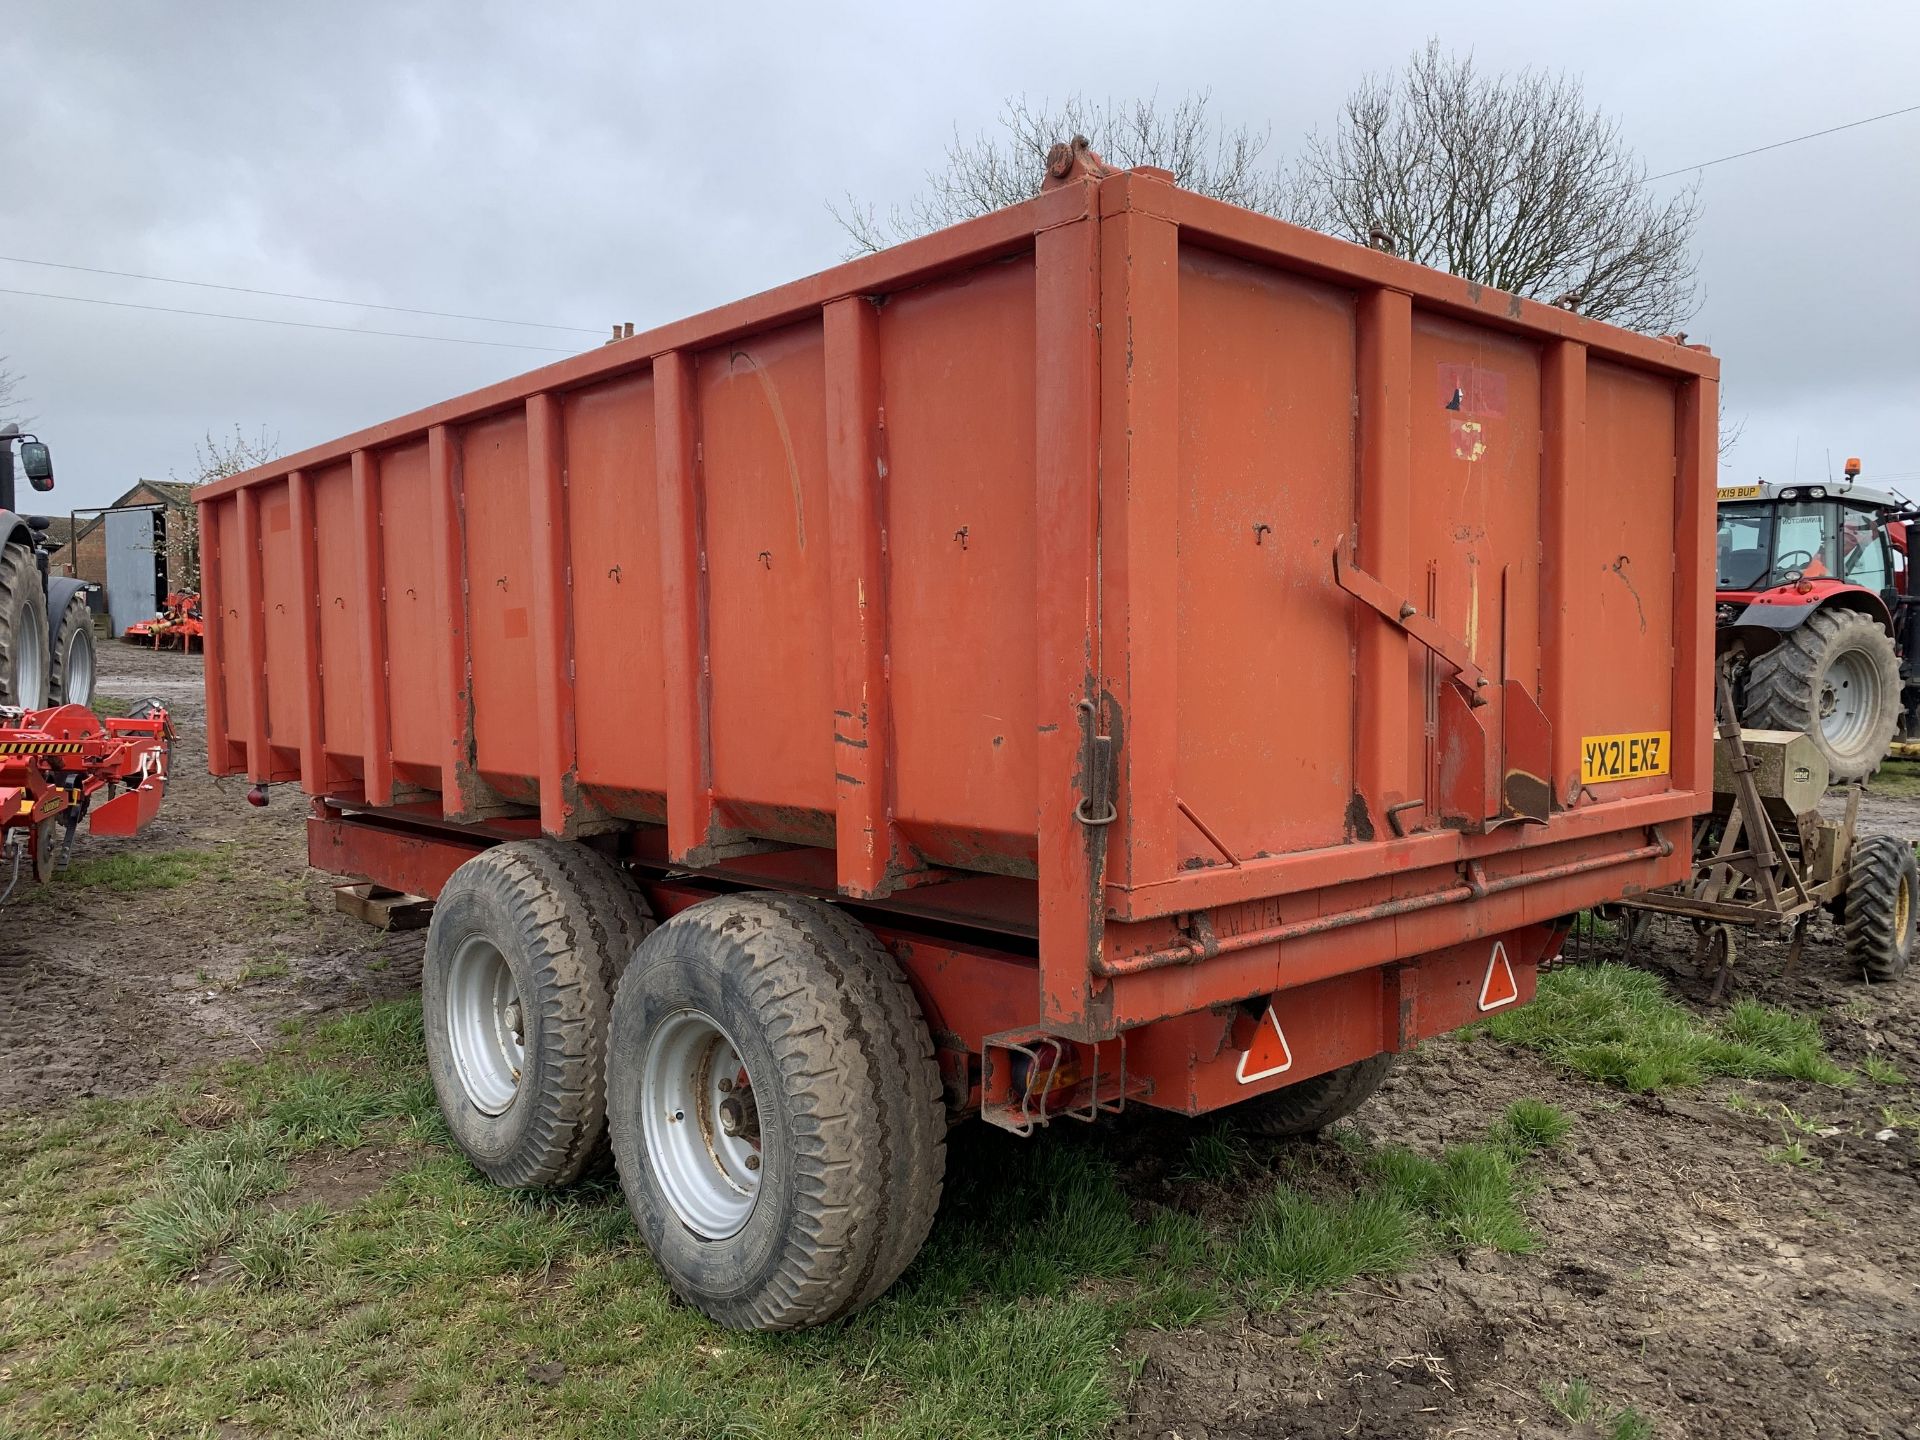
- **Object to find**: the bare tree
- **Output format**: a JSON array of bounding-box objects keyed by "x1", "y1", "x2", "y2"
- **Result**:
[
  {"x1": 1285, "y1": 42, "x2": 1699, "y2": 333},
  {"x1": 169, "y1": 423, "x2": 279, "y2": 588},
  {"x1": 831, "y1": 91, "x2": 1285, "y2": 255}
]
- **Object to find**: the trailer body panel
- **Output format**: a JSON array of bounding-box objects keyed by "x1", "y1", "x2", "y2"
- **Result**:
[{"x1": 202, "y1": 170, "x2": 1717, "y2": 1058}]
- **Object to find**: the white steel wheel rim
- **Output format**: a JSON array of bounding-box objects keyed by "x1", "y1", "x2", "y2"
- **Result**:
[
  {"x1": 1820, "y1": 647, "x2": 1880, "y2": 753},
  {"x1": 642, "y1": 1010, "x2": 762, "y2": 1239},
  {"x1": 445, "y1": 936, "x2": 525, "y2": 1116},
  {"x1": 14, "y1": 618, "x2": 45, "y2": 707},
  {"x1": 64, "y1": 632, "x2": 93, "y2": 706}
]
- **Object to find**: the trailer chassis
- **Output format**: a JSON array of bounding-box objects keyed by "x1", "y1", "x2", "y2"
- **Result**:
[{"x1": 308, "y1": 796, "x2": 1626, "y2": 1129}]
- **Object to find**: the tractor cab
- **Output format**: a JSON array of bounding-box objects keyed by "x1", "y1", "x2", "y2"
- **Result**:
[
  {"x1": 1714, "y1": 473, "x2": 1906, "y2": 622},
  {"x1": 1715, "y1": 459, "x2": 1917, "y2": 781}
]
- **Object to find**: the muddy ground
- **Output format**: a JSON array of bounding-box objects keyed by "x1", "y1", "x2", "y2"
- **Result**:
[
  {"x1": 3, "y1": 643, "x2": 1917, "y2": 1439},
  {"x1": 0, "y1": 644, "x2": 423, "y2": 1111}
]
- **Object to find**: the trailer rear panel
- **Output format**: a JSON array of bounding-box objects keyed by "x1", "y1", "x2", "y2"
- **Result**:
[{"x1": 200, "y1": 164, "x2": 1716, "y2": 1081}]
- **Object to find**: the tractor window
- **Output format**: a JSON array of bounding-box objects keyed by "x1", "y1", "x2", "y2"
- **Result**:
[
  {"x1": 1771, "y1": 500, "x2": 1839, "y2": 580},
  {"x1": 1716, "y1": 504, "x2": 1774, "y2": 588},
  {"x1": 1840, "y1": 503, "x2": 1892, "y2": 591}
]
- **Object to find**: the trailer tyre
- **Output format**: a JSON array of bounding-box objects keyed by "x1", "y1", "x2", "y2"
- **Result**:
[
  {"x1": 1843, "y1": 834, "x2": 1918, "y2": 983},
  {"x1": 47, "y1": 593, "x2": 96, "y2": 708},
  {"x1": 0, "y1": 541, "x2": 49, "y2": 709},
  {"x1": 1235, "y1": 1054, "x2": 1397, "y2": 1139},
  {"x1": 1744, "y1": 607, "x2": 1900, "y2": 781},
  {"x1": 607, "y1": 894, "x2": 945, "y2": 1331},
  {"x1": 422, "y1": 840, "x2": 653, "y2": 1189}
]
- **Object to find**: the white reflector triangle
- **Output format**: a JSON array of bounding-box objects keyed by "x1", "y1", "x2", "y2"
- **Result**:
[
  {"x1": 1236, "y1": 1006, "x2": 1295, "y2": 1084},
  {"x1": 1479, "y1": 940, "x2": 1520, "y2": 1012}
]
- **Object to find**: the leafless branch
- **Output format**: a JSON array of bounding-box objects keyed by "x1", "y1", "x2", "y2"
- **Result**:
[
  {"x1": 168, "y1": 423, "x2": 280, "y2": 587},
  {"x1": 0, "y1": 358, "x2": 27, "y2": 427},
  {"x1": 1284, "y1": 41, "x2": 1699, "y2": 333},
  {"x1": 829, "y1": 91, "x2": 1286, "y2": 256}
]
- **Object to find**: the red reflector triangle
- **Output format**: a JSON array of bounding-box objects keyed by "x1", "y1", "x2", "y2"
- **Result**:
[
  {"x1": 1479, "y1": 940, "x2": 1519, "y2": 1012},
  {"x1": 1236, "y1": 1006, "x2": 1295, "y2": 1084}
]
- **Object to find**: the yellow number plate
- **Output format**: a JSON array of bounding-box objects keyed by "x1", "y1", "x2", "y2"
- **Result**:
[
  {"x1": 1717, "y1": 484, "x2": 1763, "y2": 500},
  {"x1": 1581, "y1": 731, "x2": 1671, "y2": 785}
]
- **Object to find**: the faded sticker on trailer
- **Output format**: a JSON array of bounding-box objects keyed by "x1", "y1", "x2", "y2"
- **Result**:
[
  {"x1": 1581, "y1": 731, "x2": 1671, "y2": 785},
  {"x1": 1437, "y1": 362, "x2": 1508, "y2": 416}
]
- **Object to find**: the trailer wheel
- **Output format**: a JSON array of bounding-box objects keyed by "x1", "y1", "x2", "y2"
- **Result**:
[
  {"x1": 422, "y1": 840, "x2": 653, "y2": 1188},
  {"x1": 0, "y1": 542, "x2": 49, "y2": 709},
  {"x1": 1843, "y1": 834, "x2": 1918, "y2": 983},
  {"x1": 1234, "y1": 1054, "x2": 1397, "y2": 1139},
  {"x1": 47, "y1": 593, "x2": 96, "y2": 709},
  {"x1": 1744, "y1": 608, "x2": 1900, "y2": 781},
  {"x1": 606, "y1": 893, "x2": 944, "y2": 1331}
]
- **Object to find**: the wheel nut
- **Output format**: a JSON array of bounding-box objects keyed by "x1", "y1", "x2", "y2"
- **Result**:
[
  {"x1": 745, "y1": 1154, "x2": 760, "y2": 1171},
  {"x1": 717, "y1": 1078, "x2": 732, "y2": 1093},
  {"x1": 719, "y1": 1096, "x2": 743, "y2": 1136}
]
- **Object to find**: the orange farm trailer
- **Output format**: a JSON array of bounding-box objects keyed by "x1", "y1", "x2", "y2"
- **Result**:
[{"x1": 198, "y1": 149, "x2": 1718, "y2": 1330}]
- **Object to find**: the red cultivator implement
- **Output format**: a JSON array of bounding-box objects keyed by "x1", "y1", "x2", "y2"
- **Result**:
[
  {"x1": 122, "y1": 592, "x2": 205, "y2": 652},
  {"x1": 0, "y1": 700, "x2": 171, "y2": 901}
]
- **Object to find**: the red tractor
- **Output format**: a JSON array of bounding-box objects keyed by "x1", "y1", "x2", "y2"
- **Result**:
[{"x1": 1716, "y1": 459, "x2": 1915, "y2": 780}]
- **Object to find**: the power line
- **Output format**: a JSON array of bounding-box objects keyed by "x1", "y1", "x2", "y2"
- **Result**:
[
  {"x1": 1648, "y1": 101, "x2": 1920, "y2": 181},
  {"x1": 0, "y1": 253, "x2": 603, "y2": 335},
  {"x1": 0, "y1": 286, "x2": 580, "y2": 353}
]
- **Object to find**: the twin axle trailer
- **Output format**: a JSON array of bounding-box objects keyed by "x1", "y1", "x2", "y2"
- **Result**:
[{"x1": 198, "y1": 151, "x2": 1719, "y2": 1329}]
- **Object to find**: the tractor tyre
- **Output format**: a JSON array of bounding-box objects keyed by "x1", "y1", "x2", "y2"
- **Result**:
[
  {"x1": 47, "y1": 592, "x2": 96, "y2": 709},
  {"x1": 0, "y1": 541, "x2": 49, "y2": 709},
  {"x1": 1843, "y1": 834, "x2": 1918, "y2": 983},
  {"x1": 607, "y1": 893, "x2": 945, "y2": 1331},
  {"x1": 1744, "y1": 607, "x2": 1900, "y2": 781},
  {"x1": 1235, "y1": 1054, "x2": 1398, "y2": 1139},
  {"x1": 422, "y1": 840, "x2": 653, "y2": 1189}
]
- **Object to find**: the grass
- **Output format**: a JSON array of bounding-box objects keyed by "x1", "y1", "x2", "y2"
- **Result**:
[
  {"x1": 87, "y1": 692, "x2": 134, "y2": 718},
  {"x1": 1223, "y1": 1100, "x2": 1562, "y2": 1306},
  {"x1": 1866, "y1": 757, "x2": 1920, "y2": 800},
  {"x1": 0, "y1": 1003, "x2": 1573, "y2": 1439},
  {"x1": 46, "y1": 844, "x2": 235, "y2": 895},
  {"x1": 1484, "y1": 963, "x2": 1850, "y2": 1091},
  {"x1": 1862, "y1": 1055, "x2": 1909, "y2": 1086},
  {"x1": 1544, "y1": 1377, "x2": 1655, "y2": 1440}
]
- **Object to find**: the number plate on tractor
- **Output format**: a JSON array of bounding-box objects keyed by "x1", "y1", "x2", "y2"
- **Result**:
[{"x1": 1581, "y1": 731, "x2": 1671, "y2": 785}]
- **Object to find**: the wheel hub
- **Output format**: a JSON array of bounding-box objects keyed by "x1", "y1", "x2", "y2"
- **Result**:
[
  {"x1": 1818, "y1": 646, "x2": 1881, "y2": 754},
  {"x1": 445, "y1": 936, "x2": 525, "y2": 1116},
  {"x1": 642, "y1": 1010, "x2": 762, "y2": 1238},
  {"x1": 13, "y1": 616, "x2": 45, "y2": 707}
]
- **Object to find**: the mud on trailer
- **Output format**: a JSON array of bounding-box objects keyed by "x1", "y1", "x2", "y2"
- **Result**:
[{"x1": 198, "y1": 146, "x2": 1719, "y2": 1331}]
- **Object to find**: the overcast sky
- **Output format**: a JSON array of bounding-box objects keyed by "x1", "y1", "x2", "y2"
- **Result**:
[{"x1": 4, "y1": 1, "x2": 1916, "y2": 512}]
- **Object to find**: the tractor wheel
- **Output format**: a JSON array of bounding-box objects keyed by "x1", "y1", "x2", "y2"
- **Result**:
[
  {"x1": 1744, "y1": 608, "x2": 1900, "y2": 781},
  {"x1": 0, "y1": 541, "x2": 49, "y2": 709},
  {"x1": 47, "y1": 593, "x2": 96, "y2": 709},
  {"x1": 1843, "y1": 834, "x2": 1918, "y2": 983},
  {"x1": 422, "y1": 840, "x2": 653, "y2": 1189},
  {"x1": 606, "y1": 893, "x2": 944, "y2": 1331},
  {"x1": 1234, "y1": 1054, "x2": 1398, "y2": 1139}
]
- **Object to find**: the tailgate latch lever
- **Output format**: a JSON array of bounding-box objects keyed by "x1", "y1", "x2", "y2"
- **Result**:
[{"x1": 1332, "y1": 543, "x2": 1491, "y2": 706}]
